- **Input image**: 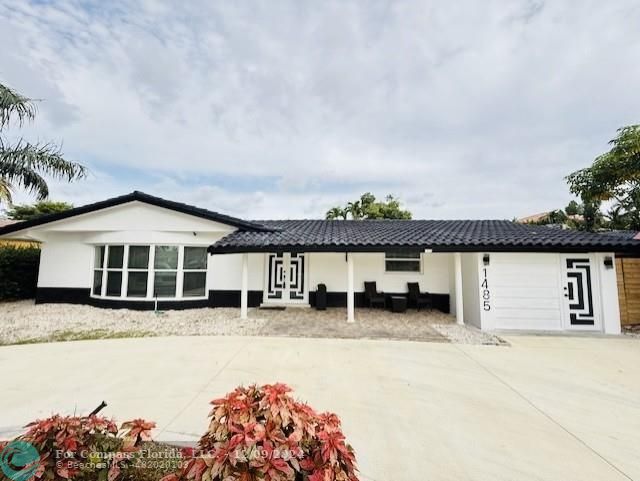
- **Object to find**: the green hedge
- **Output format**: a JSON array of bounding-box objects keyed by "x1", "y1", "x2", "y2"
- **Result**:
[{"x1": 0, "y1": 246, "x2": 40, "y2": 300}]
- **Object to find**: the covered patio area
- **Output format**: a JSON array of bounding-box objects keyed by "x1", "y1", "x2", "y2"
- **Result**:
[{"x1": 225, "y1": 250, "x2": 468, "y2": 324}]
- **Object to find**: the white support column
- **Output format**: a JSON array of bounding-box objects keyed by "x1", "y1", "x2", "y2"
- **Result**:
[
  {"x1": 347, "y1": 252, "x2": 355, "y2": 323},
  {"x1": 454, "y1": 252, "x2": 464, "y2": 325},
  {"x1": 240, "y1": 252, "x2": 249, "y2": 320}
]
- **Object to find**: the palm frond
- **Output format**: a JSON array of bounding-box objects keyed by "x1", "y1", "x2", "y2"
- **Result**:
[
  {"x1": 0, "y1": 159, "x2": 49, "y2": 200},
  {"x1": 0, "y1": 138, "x2": 87, "y2": 180},
  {"x1": 0, "y1": 83, "x2": 36, "y2": 130},
  {"x1": 0, "y1": 138, "x2": 87, "y2": 200},
  {"x1": 0, "y1": 177, "x2": 12, "y2": 205}
]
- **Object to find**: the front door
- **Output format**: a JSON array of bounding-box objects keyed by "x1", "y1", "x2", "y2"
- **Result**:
[
  {"x1": 264, "y1": 253, "x2": 308, "y2": 304},
  {"x1": 560, "y1": 255, "x2": 601, "y2": 331}
]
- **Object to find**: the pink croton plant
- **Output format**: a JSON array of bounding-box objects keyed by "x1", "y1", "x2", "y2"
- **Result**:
[
  {"x1": 162, "y1": 383, "x2": 359, "y2": 481},
  {"x1": 0, "y1": 414, "x2": 156, "y2": 481}
]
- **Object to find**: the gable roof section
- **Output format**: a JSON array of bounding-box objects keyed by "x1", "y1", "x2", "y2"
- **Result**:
[
  {"x1": 0, "y1": 191, "x2": 273, "y2": 236},
  {"x1": 209, "y1": 219, "x2": 640, "y2": 253}
]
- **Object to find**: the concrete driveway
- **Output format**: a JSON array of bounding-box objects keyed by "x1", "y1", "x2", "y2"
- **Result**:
[{"x1": 1, "y1": 335, "x2": 639, "y2": 481}]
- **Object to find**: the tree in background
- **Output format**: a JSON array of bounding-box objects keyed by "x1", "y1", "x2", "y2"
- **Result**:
[
  {"x1": 325, "y1": 206, "x2": 348, "y2": 220},
  {"x1": 567, "y1": 125, "x2": 640, "y2": 231},
  {"x1": 6, "y1": 200, "x2": 73, "y2": 220},
  {"x1": 564, "y1": 200, "x2": 583, "y2": 216},
  {"x1": 0, "y1": 83, "x2": 86, "y2": 205},
  {"x1": 326, "y1": 192, "x2": 412, "y2": 220}
]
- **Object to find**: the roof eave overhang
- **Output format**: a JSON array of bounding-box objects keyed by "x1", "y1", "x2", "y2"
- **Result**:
[
  {"x1": 0, "y1": 191, "x2": 275, "y2": 237},
  {"x1": 208, "y1": 244, "x2": 640, "y2": 254}
]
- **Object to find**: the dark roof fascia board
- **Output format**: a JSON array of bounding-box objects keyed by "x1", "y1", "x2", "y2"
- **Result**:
[
  {"x1": 0, "y1": 191, "x2": 273, "y2": 236},
  {"x1": 208, "y1": 243, "x2": 639, "y2": 254}
]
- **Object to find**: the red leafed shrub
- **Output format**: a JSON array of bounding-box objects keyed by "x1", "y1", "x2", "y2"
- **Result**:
[
  {"x1": 1, "y1": 414, "x2": 155, "y2": 480},
  {"x1": 162, "y1": 383, "x2": 358, "y2": 481}
]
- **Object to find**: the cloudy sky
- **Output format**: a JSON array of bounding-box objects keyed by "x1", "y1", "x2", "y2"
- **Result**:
[{"x1": 1, "y1": 0, "x2": 639, "y2": 220}]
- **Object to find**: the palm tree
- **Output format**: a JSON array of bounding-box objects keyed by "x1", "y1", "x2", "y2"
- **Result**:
[
  {"x1": 325, "y1": 206, "x2": 347, "y2": 220},
  {"x1": 346, "y1": 200, "x2": 363, "y2": 220},
  {"x1": 0, "y1": 83, "x2": 86, "y2": 204}
]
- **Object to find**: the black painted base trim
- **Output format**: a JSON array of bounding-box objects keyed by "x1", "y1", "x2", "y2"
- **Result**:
[
  {"x1": 35, "y1": 288, "x2": 263, "y2": 311},
  {"x1": 209, "y1": 290, "x2": 263, "y2": 308},
  {"x1": 36, "y1": 287, "x2": 90, "y2": 305},
  {"x1": 309, "y1": 291, "x2": 450, "y2": 313},
  {"x1": 35, "y1": 287, "x2": 449, "y2": 313}
]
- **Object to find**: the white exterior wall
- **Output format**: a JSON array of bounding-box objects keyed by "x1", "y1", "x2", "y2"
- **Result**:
[
  {"x1": 209, "y1": 253, "x2": 265, "y2": 291},
  {"x1": 30, "y1": 202, "x2": 235, "y2": 291},
  {"x1": 461, "y1": 253, "x2": 481, "y2": 328},
  {"x1": 38, "y1": 234, "x2": 94, "y2": 288},
  {"x1": 595, "y1": 252, "x2": 622, "y2": 335},
  {"x1": 307, "y1": 252, "x2": 452, "y2": 294},
  {"x1": 308, "y1": 253, "x2": 348, "y2": 291}
]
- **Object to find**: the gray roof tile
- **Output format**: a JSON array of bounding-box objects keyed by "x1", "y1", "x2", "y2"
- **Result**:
[{"x1": 209, "y1": 219, "x2": 640, "y2": 253}]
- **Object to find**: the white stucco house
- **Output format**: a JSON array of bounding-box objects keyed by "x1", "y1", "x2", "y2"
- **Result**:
[{"x1": 1, "y1": 191, "x2": 638, "y2": 334}]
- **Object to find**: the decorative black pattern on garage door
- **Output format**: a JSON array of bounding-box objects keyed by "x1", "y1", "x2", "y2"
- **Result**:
[
  {"x1": 289, "y1": 253, "x2": 305, "y2": 300},
  {"x1": 266, "y1": 253, "x2": 284, "y2": 299},
  {"x1": 565, "y1": 258, "x2": 595, "y2": 326}
]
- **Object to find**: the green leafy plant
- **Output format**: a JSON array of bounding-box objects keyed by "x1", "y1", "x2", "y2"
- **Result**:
[
  {"x1": 326, "y1": 192, "x2": 411, "y2": 220},
  {"x1": 0, "y1": 245, "x2": 40, "y2": 300},
  {"x1": 162, "y1": 383, "x2": 358, "y2": 481},
  {"x1": 5, "y1": 201, "x2": 73, "y2": 220},
  {"x1": 567, "y1": 124, "x2": 640, "y2": 230}
]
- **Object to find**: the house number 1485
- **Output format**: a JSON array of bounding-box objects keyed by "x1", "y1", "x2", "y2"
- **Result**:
[{"x1": 482, "y1": 268, "x2": 491, "y2": 311}]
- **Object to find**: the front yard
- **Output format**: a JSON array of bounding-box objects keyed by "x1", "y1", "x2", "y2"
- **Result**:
[
  {"x1": 2, "y1": 334, "x2": 639, "y2": 480},
  {"x1": 0, "y1": 300, "x2": 504, "y2": 346}
]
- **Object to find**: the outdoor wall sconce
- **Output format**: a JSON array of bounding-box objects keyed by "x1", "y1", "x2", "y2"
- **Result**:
[
  {"x1": 604, "y1": 256, "x2": 614, "y2": 269},
  {"x1": 483, "y1": 254, "x2": 490, "y2": 266}
]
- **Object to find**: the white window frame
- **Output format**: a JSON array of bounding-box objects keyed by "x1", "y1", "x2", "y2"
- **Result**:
[
  {"x1": 153, "y1": 245, "x2": 181, "y2": 299},
  {"x1": 182, "y1": 246, "x2": 209, "y2": 298},
  {"x1": 90, "y1": 244, "x2": 208, "y2": 301},
  {"x1": 384, "y1": 251, "x2": 423, "y2": 273},
  {"x1": 126, "y1": 244, "x2": 151, "y2": 298},
  {"x1": 104, "y1": 245, "x2": 125, "y2": 297}
]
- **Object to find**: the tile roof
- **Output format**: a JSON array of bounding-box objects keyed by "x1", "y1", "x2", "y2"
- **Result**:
[{"x1": 209, "y1": 219, "x2": 640, "y2": 253}]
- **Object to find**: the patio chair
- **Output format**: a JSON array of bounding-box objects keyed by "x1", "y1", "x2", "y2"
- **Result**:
[
  {"x1": 364, "y1": 281, "x2": 386, "y2": 308},
  {"x1": 407, "y1": 282, "x2": 432, "y2": 310}
]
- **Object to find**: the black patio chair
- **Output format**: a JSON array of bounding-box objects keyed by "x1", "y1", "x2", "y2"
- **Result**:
[
  {"x1": 364, "y1": 281, "x2": 386, "y2": 308},
  {"x1": 407, "y1": 282, "x2": 432, "y2": 310}
]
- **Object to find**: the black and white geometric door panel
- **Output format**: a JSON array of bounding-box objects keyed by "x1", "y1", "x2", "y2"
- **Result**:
[
  {"x1": 266, "y1": 253, "x2": 285, "y2": 300},
  {"x1": 563, "y1": 257, "x2": 596, "y2": 326},
  {"x1": 266, "y1": 253, "x2": 306, "y2": 302},
  {"x1": 288, "y1": 253, "x2": 305, "y2": 301}
]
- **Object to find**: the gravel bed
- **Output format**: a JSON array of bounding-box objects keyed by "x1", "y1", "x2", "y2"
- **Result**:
[
  {"x1": 0, "y1": 301, "x2": 506, "y2": 346},
  {"x1": 0, "y1": 300, "x2": 267, "y2": 344},
  {"x1": 431, "y1": 323, "x2": 507, "y2": 345}
]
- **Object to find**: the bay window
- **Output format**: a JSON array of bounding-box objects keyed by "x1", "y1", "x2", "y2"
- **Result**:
[{"x1": 92, "y1": 244, "x2": 208, "y2": 300}]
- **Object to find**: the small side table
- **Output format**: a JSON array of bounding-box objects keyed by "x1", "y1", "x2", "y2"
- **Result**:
[{"x1": 389, "y1": 295, "x2": 408, "y2": 313}]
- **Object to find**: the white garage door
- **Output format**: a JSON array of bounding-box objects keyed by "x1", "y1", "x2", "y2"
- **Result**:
[{"x1": 490, "y1": 253, "x2": 563, "y2": 330}]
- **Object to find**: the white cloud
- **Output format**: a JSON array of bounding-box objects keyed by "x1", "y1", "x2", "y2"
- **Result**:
[{"x1": 1, "y1": 0, "x2": 640, "y2": 219}]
